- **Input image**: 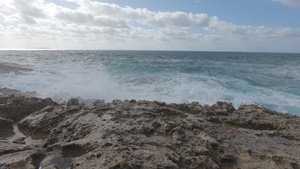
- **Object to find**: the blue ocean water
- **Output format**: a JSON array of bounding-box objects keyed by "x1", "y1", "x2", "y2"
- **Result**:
[{"x1": 0, "y1": 50, "x2": 300, "y2": 115}]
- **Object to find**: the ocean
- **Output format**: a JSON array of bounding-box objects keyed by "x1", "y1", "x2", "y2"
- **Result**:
[{"x1": 0, "y1": 50, "x2": 299, "y2": 116}]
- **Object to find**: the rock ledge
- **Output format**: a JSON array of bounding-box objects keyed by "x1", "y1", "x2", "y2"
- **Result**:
[{"x1": 0, "y1": 96, "x2": 300, "y2": 169}]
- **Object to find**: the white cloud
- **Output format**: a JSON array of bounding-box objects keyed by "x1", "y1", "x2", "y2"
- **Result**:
[
  {"x1": 204, "y1": 16, "x2": 300, "y2": 39},
  {"x1": 0, "y1": 0, "x2": 14, "y2": 13},
  {"x1": 271, "y1": 0, "x2": 300, "y2": 7},
  {"x1": 71, "y1": 0, "x2": 210, "y2": 29},
  {"x1": 21, "y1": 14, "x2": 37, "y2": 24},
  {"x1": 0, "y1": 0, "x2": 299, "y2": 52},
  {"x1": 12, "y1": 0, "x2": 46, "y2": 18},
  {"x1": 0, "y1": 13, "x2": 5, "y2": 22},
  {"x1": 55, "y1": 9, "x2": 93, "y2": 24},
  {"x1": 146, "y1": 12, "x2": 210, "y2": 28},
  {"x1": 7, "y1": 14, "x2": 22, "y2": 24},
  {"x1": 93, "y1": 16, "x2": 129, "y2": 28}
]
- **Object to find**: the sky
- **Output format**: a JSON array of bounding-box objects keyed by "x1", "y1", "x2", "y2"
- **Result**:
[{"x1": 0, "y1": 0, "x2": 300, "y2": 52}]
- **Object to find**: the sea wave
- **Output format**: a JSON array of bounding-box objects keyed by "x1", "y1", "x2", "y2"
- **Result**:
[{"x1": 0, "y1": 50, "x2": 300, "y2": 116}]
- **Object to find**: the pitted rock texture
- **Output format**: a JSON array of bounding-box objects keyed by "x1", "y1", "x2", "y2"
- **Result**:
[
  {"x1": 0, "y1": 96, "x2": 57, "y2": 121},
  {"x1": 0, "y1": 95, "x2": 300, "y2": 169}
]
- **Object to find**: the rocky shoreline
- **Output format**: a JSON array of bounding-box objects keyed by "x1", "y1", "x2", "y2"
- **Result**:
[{"x1": 0, "y1": 88, "x2": 300, "y2": 169}]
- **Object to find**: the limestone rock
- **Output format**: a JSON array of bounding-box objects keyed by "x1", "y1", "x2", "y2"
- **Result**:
[
  {"x1": 0, "y1": 96, "x2": 57, "y2": 121},
  {"x1": 0, "y1": 117, "x2": 14, "y2": 138},
  {"x1": 0, "y1": 149, "x2": 44, "y2": 169},
  {"x1": 0, "y1": 95, "x2": 300, "y2": 169},
  {"x1": 12, "y1": 137, "x2": 26, "y2": 145},
  {"x1": 0, "y1": 140, "x2": 45, "y2": 169},
  {"x1": 225, "y1": 105, "x2": 290, "y2": 130}
]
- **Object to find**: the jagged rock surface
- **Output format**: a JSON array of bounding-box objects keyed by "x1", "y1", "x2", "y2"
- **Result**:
[
  {"x1": 1, "y1": 96, "x2": 300, "y2": 169},
  {"x1": 0, "y1": 140, "x2": 45, "y2": 169},
  {"x1": 0, "y1": 95, "x2": 57, "y2": 121}
]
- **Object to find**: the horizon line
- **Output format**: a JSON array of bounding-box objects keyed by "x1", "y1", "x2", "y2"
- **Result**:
[{"x1": 0, "y1": 48, "x2": 299, "y2": 54}]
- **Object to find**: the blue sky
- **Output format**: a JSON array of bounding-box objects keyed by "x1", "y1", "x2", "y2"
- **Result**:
[
  {"x1": 0, "y1": 0, "x2": 300, "y2": 52},
  {"x1": 99, "y1": 0, "x2": 300, "y2": 27}
]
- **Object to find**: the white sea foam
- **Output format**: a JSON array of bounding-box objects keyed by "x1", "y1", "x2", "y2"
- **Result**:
[
  {"x1": 0, "y1": 50, "x2": 300, "y2": 116},
  {"x1": 0, "y1": 59, "x2": 129, "y2": 102}
]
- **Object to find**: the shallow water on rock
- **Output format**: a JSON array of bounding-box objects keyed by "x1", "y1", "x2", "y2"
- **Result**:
[
  {"x1": 7, "y1": 124, "x2": 26, "y2": 142},
  {"x1": 39, "y1": 147, "x2": 73, "y2": 169},
  {"x1": 6, "y1": 124, "x2": 46, "y2": 145}
]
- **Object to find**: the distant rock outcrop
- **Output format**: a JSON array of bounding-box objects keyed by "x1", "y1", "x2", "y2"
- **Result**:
[{"x1": 0, "y1": 62, "x2": 32, "y2": 75}]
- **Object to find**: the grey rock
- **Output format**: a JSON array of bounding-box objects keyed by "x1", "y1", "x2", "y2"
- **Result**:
[
  {"x1": 0, "y1": 140, "x2": 45, "y2": 169},
  {"x1": 0, "y1": 96, "x2": 57, "y2": 121},
  {"x1": 12, "y1": 137, "x2": 26, "y2": 145}
]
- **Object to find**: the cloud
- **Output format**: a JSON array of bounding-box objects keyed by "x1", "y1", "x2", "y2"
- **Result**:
[
  {"x1": 72, "y1": 0, "x2": 210, "y2": 29},
  {"x1": 0, "y1": 1, "x2": 15, "y2": 13},
  {"x1": 12, "y1": 0, "x2": 46, "y2": 18},
  {"x1": 93, "y1": 16, "x2": 129, "y2": 28},
  {"x1": 62, "y1": 0, "x2": 299, "y2": 38},
  {"x1": 21, "y1": 14, "x2": 37, "y2": 24},
  {"x1": 0, "y1": 13, "x2": 5, "y2": 22},
  {"x1": 0, "y1": 0, "x2": 299, "y2": 52},
  {"x1": 205, "y1": 16, "x2": 300, "y2": 38},
  {"x1": 271, "y1": 0, "x2": 300, "y2": 7},
  {"x1": 55, "y1": 9, "x2": 93, "y2": 24},
  {"x1": 146, "y1": 12, "x2": 210, "y2": 28}
]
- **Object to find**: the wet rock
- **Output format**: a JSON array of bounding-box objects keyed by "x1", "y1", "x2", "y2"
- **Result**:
[
  {"x1": 12, "y1": 137, "x2": 26, "y2": 145},
  {"x1": 43, "y1": 164, "x2": 59, "y2": 169}
]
